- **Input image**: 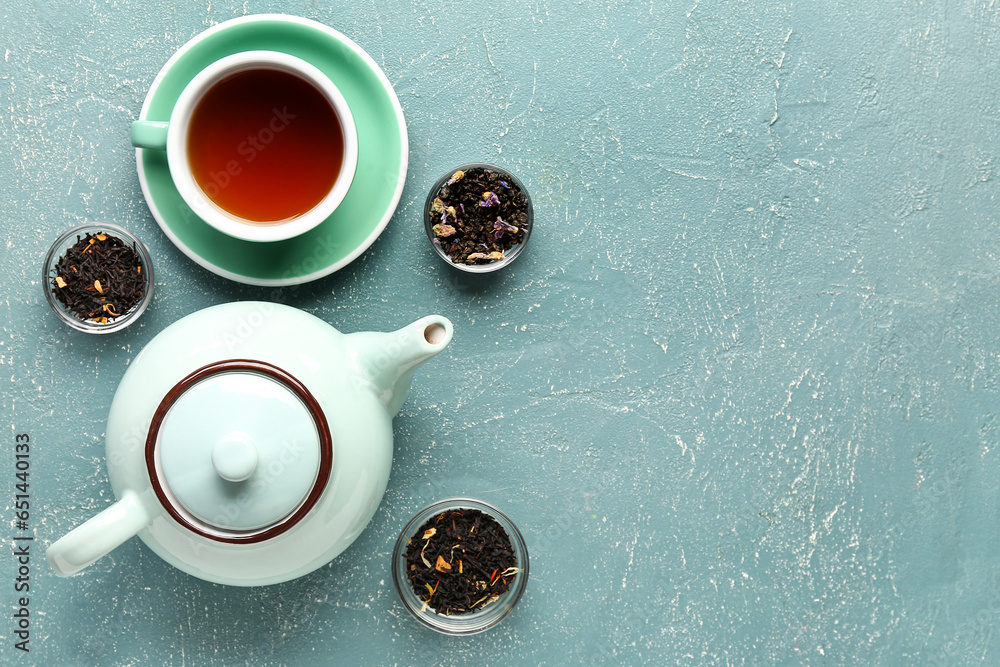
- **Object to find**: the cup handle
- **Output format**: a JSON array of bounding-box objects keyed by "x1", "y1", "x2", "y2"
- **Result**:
[
  {"x1": 46, "y1": 491, "x2": 152, "y2": 577},
  {"x1": 130, "y1": 120, "x2": 169, "y2": 150}
]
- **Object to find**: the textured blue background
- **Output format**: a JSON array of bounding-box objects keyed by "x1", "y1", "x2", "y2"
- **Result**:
[{"x1": 3, "y1": 1, "x2": 1000, "y2": 664}]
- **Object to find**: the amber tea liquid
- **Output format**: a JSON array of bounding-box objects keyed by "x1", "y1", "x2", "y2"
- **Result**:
[{"x1": 187, "y1": 68, "x2": 344, "y2": 224}]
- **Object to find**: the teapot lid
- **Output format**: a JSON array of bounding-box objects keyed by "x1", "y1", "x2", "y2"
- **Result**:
[{"x1": 145, "y1": 360, "x2": 333, "y2": 541}]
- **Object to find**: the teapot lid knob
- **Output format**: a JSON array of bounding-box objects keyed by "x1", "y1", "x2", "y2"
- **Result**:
[{"x1": 211, "y1": 434, "x2": 258, "y2": 482}]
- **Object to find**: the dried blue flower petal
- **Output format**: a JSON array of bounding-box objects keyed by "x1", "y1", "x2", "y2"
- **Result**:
[
  {"x1": 500, "y1": 181, "x2": 509, "y2": 188},
  {"x1": 492, "y1": 216, "x2": 519, "y2": 239},
  {"x1": 480, "y1": 191, "x2": 500, "y2": 208}
]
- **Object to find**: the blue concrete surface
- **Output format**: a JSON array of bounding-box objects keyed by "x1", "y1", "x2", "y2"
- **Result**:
[{"x1": 2, "y1": 1, "x2": 1000, "y2": 664}]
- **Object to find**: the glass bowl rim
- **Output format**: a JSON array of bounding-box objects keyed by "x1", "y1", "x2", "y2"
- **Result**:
[
  {"x1": 391, "y1": 497, "x2": 530, "y2": 635},
  {"x1": 423, "y1": 162, "x2": 533, "y2": 273},
  {"x1": 43, "y1": 222, "x2": 155, "y2": 334}
]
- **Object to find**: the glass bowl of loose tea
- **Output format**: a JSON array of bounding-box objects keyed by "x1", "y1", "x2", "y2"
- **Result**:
[
  {"x1": 424, "y1": 163, "x2": 533, "y2": 273},
  {"x1": 43, "y1": 223, "x2": 154, "y2": 333},
  {"x1": 392, "y1": 498, "x2": 529, "y2": 635}
]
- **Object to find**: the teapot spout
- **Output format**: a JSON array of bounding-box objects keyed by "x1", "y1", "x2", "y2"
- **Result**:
[{"x1": 345, "y1": 316, "x2": 453, "y2": 416}]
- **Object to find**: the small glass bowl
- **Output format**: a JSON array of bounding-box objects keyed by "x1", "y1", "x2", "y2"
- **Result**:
[
  {"x1": 424, "y1": 162, "x2": 533, "y2": 273},
  {"x1": 43, "y1": 222, "x2": 155, "y2": 334},
  {"x1": 392, "y1": 498, "x2": 529, "y2": 635}
]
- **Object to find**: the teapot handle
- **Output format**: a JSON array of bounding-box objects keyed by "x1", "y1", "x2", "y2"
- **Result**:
[{"x1": 47, "y1": 491, "x2": 151, "y2": 577}]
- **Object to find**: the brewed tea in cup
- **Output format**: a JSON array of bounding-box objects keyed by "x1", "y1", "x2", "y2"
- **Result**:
[{"x1": 132, "y1": 51, "x2": 358, "y2": 242}]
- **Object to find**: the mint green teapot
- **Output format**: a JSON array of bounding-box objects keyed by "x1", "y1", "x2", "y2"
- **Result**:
[{"x1": 47, "y1": 302, "x2": 453, "y2": 586}]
